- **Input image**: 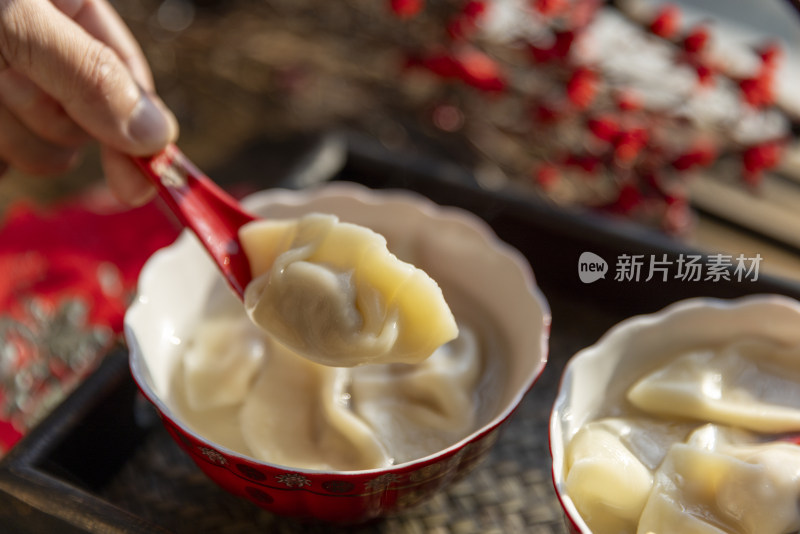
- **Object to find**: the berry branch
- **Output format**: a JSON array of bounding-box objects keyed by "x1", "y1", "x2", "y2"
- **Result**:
[{"x1": 388, "y1": 0, "x2": 796, "y2": 234}]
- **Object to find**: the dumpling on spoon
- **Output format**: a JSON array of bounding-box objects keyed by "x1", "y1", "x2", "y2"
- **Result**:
[{"x1": 239, "y1": 213, "x2": 458, "y2": 367}]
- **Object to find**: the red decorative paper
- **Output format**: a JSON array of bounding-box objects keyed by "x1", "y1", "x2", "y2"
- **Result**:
[{"x1": 0, "y1": 188, "x2": 180, "y2": 455}]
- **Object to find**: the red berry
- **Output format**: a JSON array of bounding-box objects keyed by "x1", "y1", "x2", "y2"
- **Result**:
[
  {"x1": 532, "y1": 102, "x2": 562, "y2": 124},
  {"x1": 757, "y1": 41, "x2": 782, "y2": 68},
  {"x1": 390, "y1": 0, "x2": 423, "y2": 19},
  {"x1": 564, "y1": 153, "x2": 602, "y2": 175},
  {"x1": 447, "y1": 1, "x2": 487, "y2": 40},
  {"x1": 683, "y1": 26, "x2": 710, "y2": 54},
  {"x1": 447, "y1": 17, "x2": 471, "y2": 40},
  {"x1": 615, "y1": 89, "x2": 642, "y2": 112},
  {"x1": 462, "y1": 0, "x2": 487, "y2": 20},
  {"x1": 664, "y1": 191, "x2": 687, "y2": 206},
  {"x1": 566, "y1": 67, "x2": 598, "y2": 109},
  {"x1": 649, "y1": 4, "x2": 681, "y2": 39},
  {"x1": 527, "y1": 42, "x2": 554, "y2": 63},
  {"x1": 455, "y1": 46, "x2": 507, "y2": 92},
  {"x1": 568, "y1": 0, "x2": 601, "y2": 29},
  {"x1": 613, "y1": 128, "x2": 648, "y2": 164},
  {"x1": 587, "y1": 115, "x2": 620, "y2": 143},
  {"x1": 552, "y1": 30, "x2": 576, "y2": 60},
  {"x1": 742, "y1": 140, "x2": 783, "y2": 173},
  {"x1": 533, "y1": 164, "x2": 561, "y2": 190},
  {"x1": 532, "y1": 0, "x2": 566, "y2": 17},
  {"x1": 739, "y1": 70, "x2": 775, "y2": 108},
  {"x1": 412, "y1": 51, "x2": 462, "y2": 78},
  {"x1": 408, "y1": 46, "x2": 506, "y2": 92},
  {"x1": 693, "y1": 61, "x2": 715, "y2": 87},
  {"x1": 671, "y1": 140, "x2": 717, "y2": 171},
  {"x1": 527, "y1": 30, "x2": 575, "y2": 63},
  {"x1": 613, "y1": 184, "x2": 643, "y2": 213}
]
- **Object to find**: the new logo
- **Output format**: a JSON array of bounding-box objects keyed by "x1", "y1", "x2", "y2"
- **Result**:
[{"x1": 578, "y1": 252, "x2": 608, "y2": 284}]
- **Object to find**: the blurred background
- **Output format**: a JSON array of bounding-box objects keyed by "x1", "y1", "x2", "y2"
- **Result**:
[{"x1": 1, "y1": 0, "x2": 798, "y2": 237}]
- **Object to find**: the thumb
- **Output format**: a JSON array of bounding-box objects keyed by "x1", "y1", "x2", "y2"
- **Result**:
[{"x1": 0, "y1": 0, "x2": 178, "y2": 156}]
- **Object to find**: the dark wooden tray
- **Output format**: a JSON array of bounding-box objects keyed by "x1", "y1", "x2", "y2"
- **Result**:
[{"x1": 3, "y1": 132, "x2": 800, "y2": 533}]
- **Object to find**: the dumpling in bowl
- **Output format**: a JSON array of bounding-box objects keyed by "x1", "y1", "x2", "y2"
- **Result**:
[
  {"x1": 638, "y1": 425, "x2": 800, "y2": 534},
  {"x1": 628, "y1": 339, "x2": 800, "y2": 433}
]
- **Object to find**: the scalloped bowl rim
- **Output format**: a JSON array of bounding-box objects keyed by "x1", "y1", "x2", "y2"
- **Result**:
[
  {"x1": 549, "y1": 293, "x2": 800, "y2": 533},
  {"x1": 126, "y1": 181, "x2": 551, "y2": 476}
]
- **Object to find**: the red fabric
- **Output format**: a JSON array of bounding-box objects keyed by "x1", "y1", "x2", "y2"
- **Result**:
[{"x1": 0, "y1": 189, "x2": 180, "y2": 454}]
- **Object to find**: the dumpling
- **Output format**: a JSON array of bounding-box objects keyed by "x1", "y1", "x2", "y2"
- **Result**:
[
  {"x1": 564, "y1": 417, "x2": 697, "y2": 534},
  {"x1": 239, "y1": 341, "x2": 392, "y2": 471},
  {"x1": 181, "y1": 314, "x2": 266, "y2": 411},
  {"x1": 627, "y1": 340, "x2": 800, "y2": 433},
  {"x1": 240, "y1": 213, "x2": 458, "y2": 367},
  {"x1": 638, "y1": 425, "x2": 800, "y2": 534},
  {"x1": 349, "y1": 322, "x2": 482, "y2": 463},
  {"x1": 564, "y1": 419, "x2": 656, "y2": 534}
]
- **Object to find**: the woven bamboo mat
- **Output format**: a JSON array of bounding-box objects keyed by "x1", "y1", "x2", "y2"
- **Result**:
[{"x1": 100, "y1": 295, "x2": 617, "y2": 534}]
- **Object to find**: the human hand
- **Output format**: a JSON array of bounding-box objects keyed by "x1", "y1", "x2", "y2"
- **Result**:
[{"x1": 0, "y1": 0, "x2": 179, "y2": 205}]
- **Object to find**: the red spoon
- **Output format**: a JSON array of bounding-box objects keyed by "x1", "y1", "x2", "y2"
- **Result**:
[{"x1": 132, "y1": 144, "x2": 257, "y2": 299}]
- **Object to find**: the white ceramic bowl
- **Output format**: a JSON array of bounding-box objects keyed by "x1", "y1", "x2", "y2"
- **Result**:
[
  {"x1": 549, "y1": 294, "x2": 800, "y2": 533},
  {"x1": 125, "y1": 182, "x2": 551, "y2": 523}
]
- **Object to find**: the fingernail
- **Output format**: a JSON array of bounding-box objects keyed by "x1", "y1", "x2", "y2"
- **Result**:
[{"x1": 127, "y1": 92, "x2": 179, "y2": 149}]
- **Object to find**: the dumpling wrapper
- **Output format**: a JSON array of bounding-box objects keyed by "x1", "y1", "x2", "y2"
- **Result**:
[
  {"x1": 564, "y1": 419, "x2": 657, "y2": 534},
  {"x1": 637, "y1": 424, "x2": 800, "y2": 534},
  {"x1": 240, "y1": 213, "x2": 458, "y2": 367},
  {"x1": 240, "y1": 342, "x2": 391, "y2": 471},
  {"x1": 181, "y1": 315, "x2": 266, "y2": 411},
  {"x1": 627, "y1": 340, "x2": 800, "y2": 433},
  {"x1": 349, "y1": 323, "x2": 482, "y2": 463}
]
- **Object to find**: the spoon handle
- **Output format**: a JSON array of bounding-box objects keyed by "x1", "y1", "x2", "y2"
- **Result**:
[{"x1": 132, "y1": 144, "x2": 257, "y2": 297}]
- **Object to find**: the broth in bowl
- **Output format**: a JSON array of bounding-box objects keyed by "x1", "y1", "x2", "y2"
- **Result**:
[{"x1": 169, "y1": 260, "x2": 506, "y2": 471}]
